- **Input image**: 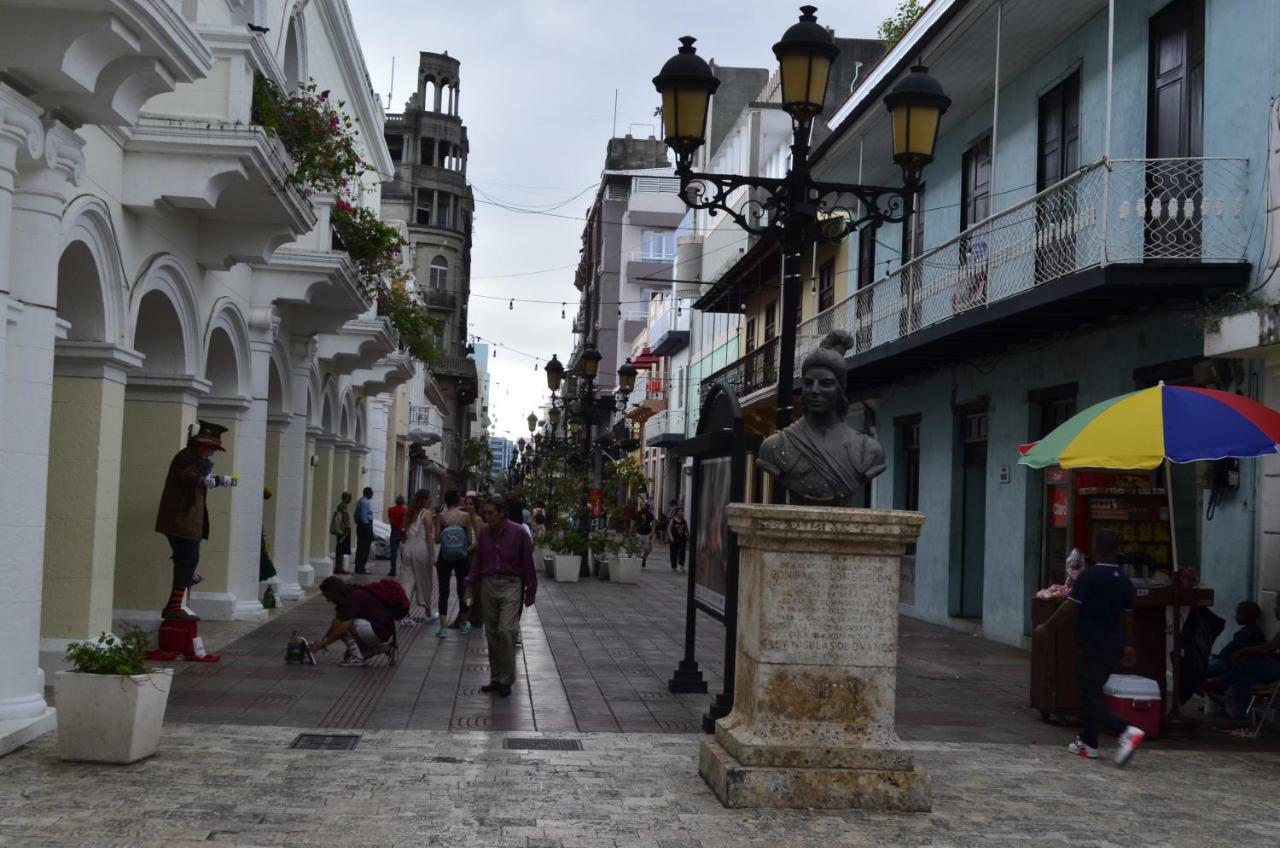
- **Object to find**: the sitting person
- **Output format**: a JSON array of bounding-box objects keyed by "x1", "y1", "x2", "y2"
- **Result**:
[
  {"x1": 311, "y1": 576, "x2": 395, "y2": 667},
  {"x1": 1206, "y1": 615, "x2": 1280, "y2": 733},
  {"x1": 1207, "y1": 601, "x2": 1267, "y2": 679}
]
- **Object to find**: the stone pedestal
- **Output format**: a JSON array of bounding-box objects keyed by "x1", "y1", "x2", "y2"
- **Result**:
[{"x1": 699, "y1": 504, "x2": 929, "y2": 812}]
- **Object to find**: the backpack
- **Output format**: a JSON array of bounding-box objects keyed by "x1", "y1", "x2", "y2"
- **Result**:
[
  {"x1": 361, "y1": 578, "x2": 411, "y2": 621},
  {"x1": 440, "y1": 523, "x2": 469, "y2": 560}
]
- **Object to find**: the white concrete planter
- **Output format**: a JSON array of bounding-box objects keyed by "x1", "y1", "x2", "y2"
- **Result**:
[
  {"x1": 54, "y1": 668, "x2": 173, "y2": 764},
  {"x1": 553, "y1": 554, "x2": 580, "y2": 582},
  {"x1": 612, "y1": 556, "x2": 642, "y2": 584}
]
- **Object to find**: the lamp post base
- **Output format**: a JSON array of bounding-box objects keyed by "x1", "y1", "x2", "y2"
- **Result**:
[{"x1": 667, "y1": 660, "x2": 707, "y2": 694}]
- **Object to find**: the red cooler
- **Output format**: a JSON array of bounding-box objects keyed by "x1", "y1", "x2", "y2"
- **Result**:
[{"x1": 1103, "y1": 674, "x2": 1162, "y2": 739}]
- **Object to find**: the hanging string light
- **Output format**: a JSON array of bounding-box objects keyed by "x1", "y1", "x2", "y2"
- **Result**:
[
  {"x1": 561, "y1": 303, "x2": 566, "y2": 319},
  {"x1": 508, "y1": 298, "x2": 514, "y2": 310}
]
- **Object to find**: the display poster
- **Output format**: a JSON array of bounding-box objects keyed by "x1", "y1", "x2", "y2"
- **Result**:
[
  {"x1": 1051, "y1": 486, "x2": 1070, "y2": 528},
  {"x1": 588, "y1": 488, "x2": 603, "y2": 518},
  {"x1": 694, "y1": 456, "x2": 731, "y2": 615}
]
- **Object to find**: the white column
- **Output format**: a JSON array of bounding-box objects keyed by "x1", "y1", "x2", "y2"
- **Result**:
[
  {"x1": 0, "y1": 111, "x2": 81, "y2": 746},
  {"x1": 271, "y1": 409, "x2": 307, "y2": 599},
  {"x1": 365, "y1": 396, "x2": 391, "y2": 515},
  {"x1": 0, "y1": 84, "x2": 44, "y2": 464},
  {"x1": 225, "y1": 328, "x2": 274, "y2": 620}
]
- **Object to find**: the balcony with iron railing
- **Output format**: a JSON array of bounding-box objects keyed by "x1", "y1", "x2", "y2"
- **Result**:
[
  {"x1": 648, "y1": 296, "x2": 693, "y2": 355},
  {"x1": 422, "y1": 287, "x2": 459, "y2": 311},
  {"x1": 408, "y1": 404, "x2": 444, "y2": 445},
  {"x1": 626, "y1": 245, "x2": 675, "y2": 287},
  {"x1": 699, "y1": 157, "x2": 1252, "y2": 400},
  {"x1": 700, "y1": 336, "x2": 779, "y2": 406},
  {"x1": 644, "y1": 408, "x2": 688, "y2": 448}
]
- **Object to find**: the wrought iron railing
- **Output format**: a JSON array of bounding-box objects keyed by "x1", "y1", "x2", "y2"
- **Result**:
[
  {"x1": 645, "y1": 408, "x2": 687, "y2": 439},
  {"x1": 408, "y1": 405, "x2": 443, "y2": 433},
  {"x1": 700, "y1": 336, "x2": 779, "y2": 405},
  {"x1": 795, "y1": 156, "x2": 1250, "y2": 365},
  {"x1": 423, "y1": 288, "x2": 457, "y2": 310}
]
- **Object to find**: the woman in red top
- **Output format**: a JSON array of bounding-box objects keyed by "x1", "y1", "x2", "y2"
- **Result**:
[{"x1": 386, "y1": 495, "x2": 407, "y2": 576}]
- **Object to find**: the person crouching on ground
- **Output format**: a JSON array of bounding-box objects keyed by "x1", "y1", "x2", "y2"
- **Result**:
[
  {"x1": 464, "y1": 494, "x2": 536, "y2": 698},
  {"x1": 311, "y1": 576, "x2": 394, "y2": 667},
  {"x1": 1035, "y1": 530, "x2": 1145, "y2": 765}
]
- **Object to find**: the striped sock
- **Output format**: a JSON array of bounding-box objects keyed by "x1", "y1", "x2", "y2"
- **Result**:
[{"x1": 164, "y1": 585, "x2": 186, "y2": 612}]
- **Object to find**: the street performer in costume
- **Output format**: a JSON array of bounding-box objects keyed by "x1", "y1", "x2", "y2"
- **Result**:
[
  {"x1": 757, "y1": 331, "x2": 885, "y2": 505},
  {"x1": 154, "y1": 420, "x2": 238, "y2": 621}
]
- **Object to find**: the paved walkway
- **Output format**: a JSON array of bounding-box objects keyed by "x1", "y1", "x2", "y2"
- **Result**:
[
  {"x1": 164, "y1": 562, "x2": 1276, "y2": 751},
  {"x1": 3, "y1": 723, "x2": 1278, "y2": 847},
  {"x1": 11, "y1": 561, "x2": 1280, "y2": 846},
  {"x1": 166, "y1": 564, "x2": 723, "y2": 733}
]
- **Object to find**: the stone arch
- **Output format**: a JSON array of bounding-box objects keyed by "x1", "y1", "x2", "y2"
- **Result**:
[
  {"x1": 320, "y1": 375, "x2": 340, "y2": 434},
  {"x1": 339, "y1": 388, "x2": 358, "y2": 440},
  {"x1": 204, "y1": 303, "x2": 251, "y2": 398},
  {"x1": 307, "y1": 365, "x2": 323, "y2": 428},
  {"x1": 267, "y1": 338, "x2": 292, "y2": 416},
  {"x1": 129, "y1": 255, "x2": 200, "y2": 375},
  {"x1": 59, "y1": 196, "x2": 127, "y2": 346},
  {"x1": 282, "y1": 5, "x2": 308, "y2": 89}
]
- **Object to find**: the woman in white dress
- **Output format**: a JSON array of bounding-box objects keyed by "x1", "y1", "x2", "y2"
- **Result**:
[{"x1": 401, "y1": 489, "x2": 436, "y2": 622}]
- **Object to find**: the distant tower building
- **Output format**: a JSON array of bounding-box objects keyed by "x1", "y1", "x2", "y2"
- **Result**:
[{"x1": 381, "y1": 51, "x2": 479, "y2": 488}]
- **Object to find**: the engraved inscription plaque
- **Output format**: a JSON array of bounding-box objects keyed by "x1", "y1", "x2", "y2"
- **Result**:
[{"x1": 757, "y1": 552, "x2": 898, "y2": 666}]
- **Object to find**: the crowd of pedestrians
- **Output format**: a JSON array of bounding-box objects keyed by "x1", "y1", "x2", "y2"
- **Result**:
[{"x1": 308, "y1": 484, "x2": 697, "y2": 698}]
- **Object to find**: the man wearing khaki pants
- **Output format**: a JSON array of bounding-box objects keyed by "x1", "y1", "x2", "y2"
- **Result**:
[{"x1": 464, "y1": 493, "x2": 537, "y2": 698}]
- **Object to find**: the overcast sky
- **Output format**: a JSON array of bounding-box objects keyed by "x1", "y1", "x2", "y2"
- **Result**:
[{"x1": 349, "y1": 0, "x2": 900, "y2": 439}]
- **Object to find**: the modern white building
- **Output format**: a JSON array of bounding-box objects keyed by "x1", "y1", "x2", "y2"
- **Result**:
[{"x1": 0, "y1": 0, "x2": 414, "y2": 754}]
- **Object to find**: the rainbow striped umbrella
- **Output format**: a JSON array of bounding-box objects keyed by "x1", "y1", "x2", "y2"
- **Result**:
[{"x1": 1019, "y1": 383, "x2": 1280, "y2": 470}]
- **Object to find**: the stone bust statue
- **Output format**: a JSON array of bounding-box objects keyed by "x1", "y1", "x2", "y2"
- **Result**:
[{"x1": 757, "y1": 331, "x2": 886, "y2": 506}]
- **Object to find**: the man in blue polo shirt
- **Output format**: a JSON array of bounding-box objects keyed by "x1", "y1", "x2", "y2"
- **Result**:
[
  {"x1": 1035, "y1": 530, "x2": 1146, "y2": 766},
  {"x1": 353, "y1": 486, "x2": 374, "y2": 574}
]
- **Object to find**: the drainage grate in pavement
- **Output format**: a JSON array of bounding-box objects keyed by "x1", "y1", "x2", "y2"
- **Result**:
[
  {"x1": 289, "y1": 733, "x2": 360, "y2": 751},
  {"x1": 502, "y1": 738, "x2": 583, "y2": 751}
]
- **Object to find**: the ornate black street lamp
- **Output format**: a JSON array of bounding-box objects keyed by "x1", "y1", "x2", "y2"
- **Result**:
[
  {"x1": 538, "y1": 347, "x2": 651, "y2": 576},
  {"x1": 653, "y1": 6, "x2": 949, "y2": 435}
]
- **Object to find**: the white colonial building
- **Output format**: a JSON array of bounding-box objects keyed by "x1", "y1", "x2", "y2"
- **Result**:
[{"x1": 0, "y1": 0, "x2": 416, "y2": 753}]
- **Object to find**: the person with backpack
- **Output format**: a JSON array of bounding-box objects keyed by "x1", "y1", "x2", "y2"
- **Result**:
[
  {"x1": 330, "y1": 493, "x2": 352, "y2": 575},
  {"x1": 435, "y1": 489, "x2": 475, "y2": 638},
  {"x1": 311, "y1": 576, "x2": 405, "y2": 667},
  {"x1": 401, "y1": 489, "x2": 435, "y2": 622}
]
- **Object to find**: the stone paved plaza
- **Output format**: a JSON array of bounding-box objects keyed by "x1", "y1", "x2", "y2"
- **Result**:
[
  {"x1": 5, "y1": 566, "x2": 1279, "y2": 846},
  {"x1": 4, "y1": 723, "x2": 1280, "y2": 847}
]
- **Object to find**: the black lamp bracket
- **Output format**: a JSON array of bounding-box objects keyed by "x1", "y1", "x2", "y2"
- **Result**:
[{"x1": 674, "y1": 164, "x2": 915, "y2": 242}]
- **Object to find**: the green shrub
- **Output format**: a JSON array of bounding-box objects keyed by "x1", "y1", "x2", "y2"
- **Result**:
[{"x1": 64, "y1": 627, "x2": 150, "y2": 676}]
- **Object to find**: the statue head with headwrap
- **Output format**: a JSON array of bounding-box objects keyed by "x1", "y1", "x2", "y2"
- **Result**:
[
  {"x1": 757, "y1": 330, "x2": 885, "y2": 505},
  {"x1": 800, "y1": 331, "x2": 853, "y2": 421}
]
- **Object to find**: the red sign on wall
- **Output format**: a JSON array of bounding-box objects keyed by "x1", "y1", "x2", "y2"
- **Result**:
[
  {"x1": 588, "y1": 489, "x2": 604, "y2": 518},
  {"x1": 1051, "y1": 487, "x2": 1070, "y2": 528}
]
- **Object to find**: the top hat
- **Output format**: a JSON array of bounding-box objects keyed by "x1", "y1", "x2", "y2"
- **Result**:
[{"x1": 190, "y1": 419, "x2": 228, "y2": 451}]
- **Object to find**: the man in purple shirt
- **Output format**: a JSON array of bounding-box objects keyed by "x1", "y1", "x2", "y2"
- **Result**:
[{"x1": 464, "y1": 493, "x2": 537, "y2": 697}]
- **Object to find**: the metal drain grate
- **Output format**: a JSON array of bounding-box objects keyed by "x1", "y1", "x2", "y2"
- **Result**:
[
  {"x1": 289, "y1": 733, "x2": 360, "y2": 751},
  {"x1": 502, "y1": 738, "x2": 583, "y2": 751}
]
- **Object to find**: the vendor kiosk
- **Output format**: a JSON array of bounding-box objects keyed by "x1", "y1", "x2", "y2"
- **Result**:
[{"x1": 1030, "y1": 469, "x2": 1213, "y2": 727}]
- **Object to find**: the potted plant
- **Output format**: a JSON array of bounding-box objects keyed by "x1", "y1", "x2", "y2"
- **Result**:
[
  {"x1": 611, "y1": 535, "x2": 643, "y2": 585},
  {"x1": 55, "y1": 627, "x2": 173, "y2": 764},
  {"x1": 544, "y1": 523, "x2": 587, "y2": 583}
]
